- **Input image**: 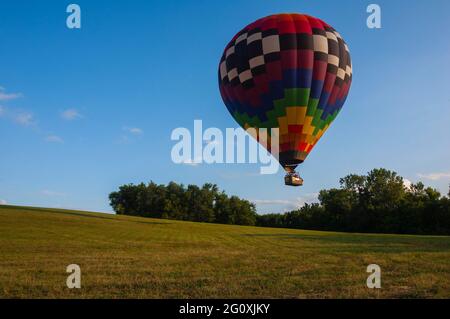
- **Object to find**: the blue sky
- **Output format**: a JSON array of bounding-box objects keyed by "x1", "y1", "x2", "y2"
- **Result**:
[{"x1": 1, "y1": 0, "x2": 449, "y2": 213}]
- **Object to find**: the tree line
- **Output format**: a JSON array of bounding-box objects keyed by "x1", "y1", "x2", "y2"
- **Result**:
[
  {"x1": 109, "y1": 168, "x2": 450, "y2": 235},
  {"x1": 257, "y1": 169, "x2": 450, "y2": 235},
  {"x1": 109, "y1": 182, "x2": 257, "y2": 225}
]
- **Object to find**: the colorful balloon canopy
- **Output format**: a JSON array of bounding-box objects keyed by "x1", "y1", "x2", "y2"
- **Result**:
[{"x1": 218, "y1": 13, "x2": 352, "y2": 171}]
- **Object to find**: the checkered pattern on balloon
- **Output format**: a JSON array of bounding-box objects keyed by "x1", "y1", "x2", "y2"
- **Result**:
[{"x1": 218, "y1": 14, "x2": 352, "y2": 173}]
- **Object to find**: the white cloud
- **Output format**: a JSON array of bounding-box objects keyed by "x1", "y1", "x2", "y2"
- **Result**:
[
  {"x1": 15, "y1": 112, "x2": 34, "y2": 126},
  {"x1": 0, "y1": 88, "x2": 36, "y2": 128},
  {"x1": 218, "y1": 171, "x2": 262, "y2": 180},
  {"x1": 123, "y1": 127, "x2": 143, "y2": 135},
  {"x1": 417, "y1": 172, "x2": 450, "y2": 181},
  {"x1": 0, "y1": 87, "x2": 22, "y2": 101},
  {"x1": 403, "y1": 178, "x2": 412, "y2": 190},
  {"x1": 61, "y1": 109, "x2": 82, "y2": 120},
  {"x1": 45, "y1": 135, "x2": 64, "y2": 143},
  {"x1": 0, "y1": 106, "x2": 36, "y2": 126},
  {"x1": 130, "y1": 128, "x2": 143, "y2": 135},
  {"x1": 0, "y1": 199, "x2": 7, "y2": 205},
  {"x1": 253, "y1": 199, "x2": 295, "y2": 205},
  {"x1": 253, "y1": 193, "x2": 319, "y2": 211},
  {"x1": 118, "y1": 127, "x2": 145, "y2": 144},
  {"x1": 117, "y1": 135, "x2": 131, "y2": 144},
  {"x1": 181, "y1": 158, "x2": 202, "y2": 166},
  {"x1": 41, "y1": 190, "x2": 66, "y2": 197}
]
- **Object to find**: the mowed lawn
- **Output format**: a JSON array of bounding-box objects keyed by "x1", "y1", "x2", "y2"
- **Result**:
[{"x1": 0, "y1": 205, "x2": 449, "y2": 299}]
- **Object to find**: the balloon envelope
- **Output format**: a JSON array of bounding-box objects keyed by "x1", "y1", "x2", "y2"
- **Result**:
[{"x1": 218, "y1": 13, "x2": 352, "y2": 171}]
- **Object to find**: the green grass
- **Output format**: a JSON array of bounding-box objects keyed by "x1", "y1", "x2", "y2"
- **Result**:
[{"x1": 1, "y1": 205, "x2": 449, "y2": 299}]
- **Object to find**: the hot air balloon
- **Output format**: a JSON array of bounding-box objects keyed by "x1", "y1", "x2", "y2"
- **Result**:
[{"x1": 218, "y1": 13, "x2": 352, "y2": 186}]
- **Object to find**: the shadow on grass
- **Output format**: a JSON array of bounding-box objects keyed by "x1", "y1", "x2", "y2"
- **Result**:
[
  {"x1": 1, "y1": 205, "x2": 171, "y2": 226},
  {"x1": 54, "y1": 211, "x2": 171, "y2": 226},
  {"x1": 242, "y1": 233, "x2": 450, "y2": 253}
]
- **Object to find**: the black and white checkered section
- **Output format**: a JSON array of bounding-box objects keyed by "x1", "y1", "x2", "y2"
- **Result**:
[{"x1": 219, "y1": 27, "x2": 352, "y2": 89}]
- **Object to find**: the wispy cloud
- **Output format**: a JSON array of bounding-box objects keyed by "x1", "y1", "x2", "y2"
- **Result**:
[
  {"x1": 117, "y1": 135, "x2": 131, "y2": 144},
  {"x1": 218, "y1": 171, "x2": 262, "y2": 180},
  {"x1": 61, "y1": 108, "x2": 82, "y2": 120},
  {"x1": 0, "y1": 199, "x2": 7, "y2": 205},
  {"x1": 14, "y1": 111, "x2": 34, "y2": 126},
  {"x1": 0, "y1": 87, "x2": 38, "y2": 129},
  {"x1": 118, "y1": 127, "x2": 144, "y2": 144},
  {"x1": 0, "y1": 87, "x2": 22, "y2": 101},
  {"x1": 417, "y1": 172, "x2": 450, "y2": 181},
  {"x1": 181, "y1": 157, "x2": 202, "y2": 166},
  {"x1": 252, "y1": 199, "x2": 295, "y2": 205},
  {"x1": 123, "y1": 126, "x2": 144, "y2": 135},
  {"x1": 45, "y1": 135, "x2": 64, "y2": 143},
  {"x1": 0, "y1": 105, "x2": 35, "y2": 126},
  {"x1": 41, "y1": 190, "x2": 66, "y2": 197},
  {"x1": 253, "y1": 193, "x2": 319, "y2": 211}
]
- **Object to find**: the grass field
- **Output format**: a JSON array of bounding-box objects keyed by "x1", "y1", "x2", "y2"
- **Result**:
[{"x1": 0, "y1": 205, "x2": 449, "y2": 299}]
